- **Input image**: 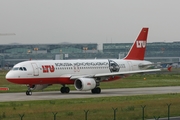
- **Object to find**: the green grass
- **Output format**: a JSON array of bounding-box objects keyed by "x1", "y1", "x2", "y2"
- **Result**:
[{"x1": 0, "y1": 94, "x2": 180, "y2": 120}]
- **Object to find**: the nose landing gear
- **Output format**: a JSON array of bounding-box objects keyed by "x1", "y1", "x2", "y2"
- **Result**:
[
  {"x1": 26, "y1": 85, "x2": 32, "y2": 95},
  {"x1": 26, "y1": 90, "x2": 32, "y2": 95}
]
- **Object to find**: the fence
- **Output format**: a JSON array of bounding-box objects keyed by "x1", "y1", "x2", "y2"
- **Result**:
[{"x1": 0, "y1": 103, "x2": 176, "y2": 120}]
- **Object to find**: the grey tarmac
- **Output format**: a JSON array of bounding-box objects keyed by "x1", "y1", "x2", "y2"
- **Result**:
[{"x1": 0, "y1": 86, "x2": 180, "y2": 102}]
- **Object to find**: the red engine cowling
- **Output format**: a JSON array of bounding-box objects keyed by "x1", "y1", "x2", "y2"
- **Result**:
[
  {"x1": 29, "y1": 84, "x2": 50, "y2": 91},
  {"x1": 74, "y1": 78, "x2": 96, "y2": 91}
]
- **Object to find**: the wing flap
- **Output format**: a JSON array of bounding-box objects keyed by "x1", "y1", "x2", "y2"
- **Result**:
[{"x1": 94, "y1": 69, "x2": 161, "y2": 77}]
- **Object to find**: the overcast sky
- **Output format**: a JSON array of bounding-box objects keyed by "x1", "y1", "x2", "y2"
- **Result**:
[{"x1": 0, "y1": 0, "x2": 180, "y2": 45}]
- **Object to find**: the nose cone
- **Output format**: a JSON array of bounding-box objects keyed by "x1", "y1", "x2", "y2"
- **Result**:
[
  {"x1": 5, "y1": 71, "x2": 15, "y2": 83},
  {"x1": 6, "y1": 71, "x2": 11, "y2": 80}
]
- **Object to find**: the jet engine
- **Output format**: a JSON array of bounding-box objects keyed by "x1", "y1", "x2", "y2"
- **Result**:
[
  {"x1": 29, "y1": 84, "x2": 50, "y2": 91},
  {"x1": 74, "y1": 78, "x2": 96, "y2": 91}
]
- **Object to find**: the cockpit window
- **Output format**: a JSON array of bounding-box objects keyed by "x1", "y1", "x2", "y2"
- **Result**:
[
  {"x1": 19, "y1": 67, "x2": 23, "y2": 71},
  {"x1": 23, "y1": 67, "x2": 27, "y2": 71},
  {"x1": 12, "y1": 67, "x2": 19, "y2": 71},
  {"x1": 12, "y1": 67, "x2": 27, "y2": 71}
]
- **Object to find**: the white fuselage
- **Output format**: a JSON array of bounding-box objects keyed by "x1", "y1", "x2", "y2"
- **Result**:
[{"x1": 6, "y1": 59, "x2": 151, "y2": 85}]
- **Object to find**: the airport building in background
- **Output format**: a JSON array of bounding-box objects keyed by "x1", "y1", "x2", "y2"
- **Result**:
[{"x1": 1, "y1": 41, "x2": 180, "y2": 68}]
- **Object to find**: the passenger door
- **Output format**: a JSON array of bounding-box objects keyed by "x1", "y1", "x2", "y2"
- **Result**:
[{"x1": 31, "y1": 63, "x2": 39, "y2": 76}]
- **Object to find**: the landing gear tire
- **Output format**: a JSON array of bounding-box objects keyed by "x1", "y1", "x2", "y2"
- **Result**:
[
  {"x1": 91, "y1": 87, "x2": 101, "y2": 94},
  {"x1": 60, "y1": 87, "x2": 70, "y2": 93},
  {"x1": 26, "y1": 90, "x2": 32, "y2": 95}
]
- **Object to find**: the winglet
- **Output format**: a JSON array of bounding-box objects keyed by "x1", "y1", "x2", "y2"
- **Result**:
[{"x1": 124, "y1": 28, "x2": 149, "y2": 60}]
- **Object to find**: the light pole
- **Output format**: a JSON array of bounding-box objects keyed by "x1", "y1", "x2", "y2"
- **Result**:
[
  {"x1": 83, "y1": 47, "x2": 88, "y2": 59},
  {"x1": 27, "y1": 50, "x2": 31, "y2": 60},
  {"x1": 34, "y1": 48, "x2": 38, "y2": 60},
  {"x1": 59, "y1": 49, "x2": 63, "y2": 60}
]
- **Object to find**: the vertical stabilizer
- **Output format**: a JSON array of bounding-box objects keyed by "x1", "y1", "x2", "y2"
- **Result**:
[{"x1": 124, "y1": 28, "x2": 149, "y2": 60}]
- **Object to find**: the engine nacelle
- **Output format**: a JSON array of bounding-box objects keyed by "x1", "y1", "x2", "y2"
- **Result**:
[
  {"x1": 74, "y1": 78, "x2": 96, "y2": 91},
  {"x1": 29, "y1": 84, "x2": 50, "y2": 91}
]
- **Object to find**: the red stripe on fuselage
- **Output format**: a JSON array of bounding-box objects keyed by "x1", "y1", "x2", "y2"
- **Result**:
[
  {"x1": 7, "y1": 76, "x2": 123, "y2": 85},
  {"x1": 7, "y1": 77, "x2": 74, "y2": 85}
]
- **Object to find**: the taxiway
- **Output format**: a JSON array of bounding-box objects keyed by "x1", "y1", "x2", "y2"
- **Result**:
[{"x1": 0, "y1": 86, "x2": 180, "y2": 102}]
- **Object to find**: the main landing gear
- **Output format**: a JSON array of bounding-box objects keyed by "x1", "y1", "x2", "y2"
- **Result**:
[
  {"x1": 91, "y1": 87, "x2": 101, "y2": 94},
  {"x1": 60, "y1": 86, "x2": 101, "y2": 94},
  {"x1": 60, "y1": 86, "x2": 70, "y2": 93},
  {"x1": 91, "y1": 81, "x2": 101, "y2": 94}
]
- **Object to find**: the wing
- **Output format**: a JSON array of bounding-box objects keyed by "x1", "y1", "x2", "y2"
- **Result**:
[{"x1": 70, "y1": 69, "x2": 160, "y2": 80}]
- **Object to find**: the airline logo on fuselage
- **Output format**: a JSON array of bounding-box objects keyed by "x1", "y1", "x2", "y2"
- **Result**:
[
  {"x1": 136, "y1": 40, "x2": 146, "y2": 48},
  {"x1": 42, "y1": 65, "x2": 55, "y2": 73}
]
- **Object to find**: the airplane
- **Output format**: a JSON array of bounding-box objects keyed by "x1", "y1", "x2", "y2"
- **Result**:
[{"x1": 5, "y1": 27, "x2": 160, "y2": 95}]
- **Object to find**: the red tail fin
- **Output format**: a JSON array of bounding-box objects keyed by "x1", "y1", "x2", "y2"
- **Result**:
[
  {"x1": 167, "y1": 66, "x2": 172, "y2": 72},
  {"x1": 124, "y1": 28, "x2": 149, "y2": 60}
]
